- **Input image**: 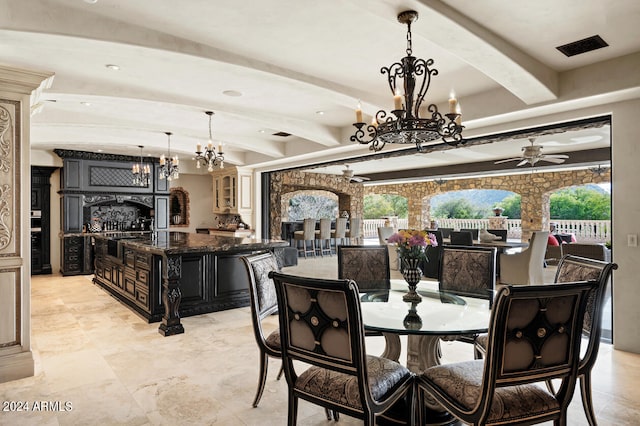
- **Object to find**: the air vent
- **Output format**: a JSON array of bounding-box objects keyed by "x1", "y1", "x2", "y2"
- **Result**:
[
  {"x1": 272, "y1": 131, "x2": 291, "y2": 137},
  {"x1": 556, "y1": 35, "x2": 608, "y2": 57}
]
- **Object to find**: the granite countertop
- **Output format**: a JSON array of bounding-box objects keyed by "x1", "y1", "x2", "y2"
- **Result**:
[{"x1": 93, "y1": 231, "x2": 288, "y2": 255}]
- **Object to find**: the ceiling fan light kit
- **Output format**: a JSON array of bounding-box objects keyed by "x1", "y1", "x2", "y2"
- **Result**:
[
  {"x1": 494, "y1": 138, "x2": 569, "y2": 167},
  {"x1": 350, "y1": 10, "x2": 465, "y2": 153}
]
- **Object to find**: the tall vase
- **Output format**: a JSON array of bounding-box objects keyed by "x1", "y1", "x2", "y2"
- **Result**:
[{"x1": 401, "y1": 257, "x2": 423, "y2": 302}]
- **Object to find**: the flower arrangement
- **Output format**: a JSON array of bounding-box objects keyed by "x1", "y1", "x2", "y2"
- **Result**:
[{"x1": 387, "y1": 229, "x2": 438, "y2": 261}]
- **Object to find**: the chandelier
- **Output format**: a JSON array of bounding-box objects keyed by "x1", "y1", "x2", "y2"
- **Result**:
[
  {"x1": 351, "y1": 10, "x2": 465, "y2": 153},
  {"x1": 195, "y1": 111, "x2": 224, "y2": 171},
  {"x1": 159, "y1": 131, "x2": 179, "y2": 181},
  {"x1": 132, "y1": 145, "x2": 150, "y2": 186}
]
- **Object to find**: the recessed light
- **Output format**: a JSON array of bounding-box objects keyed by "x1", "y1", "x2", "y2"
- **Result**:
[
  {"x1": 97, "y1": 149, "x2": 103, "y2": 152},
  {"x1": 81, "y1": 102, "x2": 91, "y2": 106},
  {"x1": 84, "y1": 0, "x2": 98, "y2": 4},
  {"x1": 316, "y1": 111, "x2": 325, "y2": 115},
  {"x1": 105, "y1": 64, "x2": 120, "y2": 71},
  {"x1": 258, "y1": 129, "x2": 266, "y2": 134},
  {"x1": 222, "y1": 90, "x2": 242, "y2": 97}
]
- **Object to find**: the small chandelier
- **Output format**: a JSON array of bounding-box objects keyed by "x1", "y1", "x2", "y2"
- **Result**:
[
  {"x1": 132, "y1": 145, "x2": 150, "y2": 186},
  {"x1": 195, "y1": 111, "x2": 225, "y2": 171},
  {"x1": 159, "y1": 131, "x2": 179, "y2": 181},
  {"x1": 351, "y1": 10, "x2": 465, "y2": 153}
]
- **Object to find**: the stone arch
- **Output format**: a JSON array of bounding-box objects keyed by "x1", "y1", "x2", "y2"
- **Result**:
[
  {"x1": 269, "y1": 170, "x2": 363, "y2": 239},
  {"x1": 364, "y1": 168, "x2": 611, "y2": 240}
]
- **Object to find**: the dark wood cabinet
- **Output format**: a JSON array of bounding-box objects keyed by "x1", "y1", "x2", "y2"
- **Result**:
[{"x1": 31, "y1": 166, "x2": 57, "y2": 275}]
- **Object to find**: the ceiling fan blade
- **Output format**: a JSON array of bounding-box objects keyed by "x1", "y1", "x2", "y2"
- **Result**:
[
  {"x1": 494, "y1": 158, "x2": 522, "y2": 164},
  {"x1": 540, "y1": 157, "x2": 566, "y2": 164},
  {"x1": 545, "y1": 154, "x2": 569, "y2": 159},
  {"x1": 516, "y1": 159, "x2": 530, "y2": 167}
]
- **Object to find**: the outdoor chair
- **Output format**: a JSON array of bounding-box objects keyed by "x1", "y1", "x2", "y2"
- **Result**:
[
  {"x1": 269, "y1": 271, "x2": 414, "y2": 425},
  {"x1": 449, "y1": 230, "x2": 474, "y2": 246},
  {"x1": 438, "y1": 227, "x2": 453, "y2": 238},
  {"x1": 417, "y1": 280, "x2": 597, "y2": 426},
  {"x1": 421, "y1": 229, "x2": 443, "y2": 279},
  {"x1": 460, "y1": 228, "x2": 479, "y2": 241},
  {"x1": 485, "y1": 229, "x2": 507, "y2": 241},
  {"x1": 499, "y1": 231, "x2": 548, "y2": 285}
]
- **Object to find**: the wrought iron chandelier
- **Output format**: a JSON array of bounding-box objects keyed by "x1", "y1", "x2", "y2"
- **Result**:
[
  {"x1": 351, "y1": 10, "x2": 465, "y2": 153},
  {"x1": 159, "y1": 131, "x2": 179, "y2": 181},
  {"x1": 132, "y1": 145, "x2": 150, "y2": 186},
  {"x1": 195, "y1": 111, "x2": 224, "y2": 171}
]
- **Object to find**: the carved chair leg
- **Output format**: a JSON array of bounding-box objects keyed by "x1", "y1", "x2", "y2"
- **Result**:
[{"x1": 580, "y1": 373, "x2": 598, "y2": 426}]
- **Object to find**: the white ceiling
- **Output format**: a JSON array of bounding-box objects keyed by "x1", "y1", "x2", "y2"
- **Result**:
[{"x1": 2, "y1": 0, "x2": 637, "y2": 176}]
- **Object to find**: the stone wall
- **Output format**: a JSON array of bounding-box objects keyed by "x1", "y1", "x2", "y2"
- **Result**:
[
  {"x1": 365, "y1": 168, "x2": 610, "y2": 240},
  {"x1": 269, "y1": 170, "x2": 364, "y2": 239}
]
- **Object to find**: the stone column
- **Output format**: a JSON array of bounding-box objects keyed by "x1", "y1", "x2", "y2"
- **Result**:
[{"x1": 0, "y1": 65, "x2": 54, "y2": 383}]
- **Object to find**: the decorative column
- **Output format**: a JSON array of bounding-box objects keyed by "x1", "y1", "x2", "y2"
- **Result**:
[
  {"x1": 0, "y1": 65, "x2": 54, "y2": 383},
  {"x1": 158, "y1": 254, "x2": 185, "y2": 336}
]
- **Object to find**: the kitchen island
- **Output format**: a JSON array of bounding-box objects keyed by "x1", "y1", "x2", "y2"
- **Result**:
[{"x1": 93, "y1": 232, "x2": 288, "y2": 336}]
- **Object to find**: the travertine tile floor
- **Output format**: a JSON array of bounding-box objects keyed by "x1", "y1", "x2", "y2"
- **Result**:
[{"x1": 1, "y1": 255, "x2": 639, "y2": 425}]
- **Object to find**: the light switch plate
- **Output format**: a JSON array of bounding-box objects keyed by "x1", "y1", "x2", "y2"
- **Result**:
[{"x1": 628, "y1": 234, "x2": 638, "y2": 247}]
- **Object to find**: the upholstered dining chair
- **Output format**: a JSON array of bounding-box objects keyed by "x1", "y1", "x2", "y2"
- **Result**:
[
  {"x1": 449, "y1": 230, "x2": 474, "y2": 246},
  {"x1": 438, "y1": 245, "x2": 496, "y2": 357},
  {"x1": 417, "y1": 280, "x2": 597, "y2": 426},
  {"x1": 550, "y1": 255, "x2": 618, "y2": 426},
  {"x1": 293, "y1": 218, "x2": 316, "y2": 258},
  {"x1": 269, "y1": 271, "x2": 414, "y2": 426},
  {"x1": 337, "y1": 245, "x2": 390, "y2": 293},
  {"x1": 240, "y1": 251, "x2": 283, "y2": 408},
  {"x1": 499, "y1": 231, "x2": 549, "y2": 285}
]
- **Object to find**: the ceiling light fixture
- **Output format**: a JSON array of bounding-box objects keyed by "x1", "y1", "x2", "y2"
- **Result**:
[
  {"x1": 589, "y1": 164, "x2": 609, "y2": 176},
  {"x1": 105, "y1": 64, "x2": 120, "y2": 70},
  {"x1": 351, "y1": 10, "x2": 465, "y2": 153},
  {"x1": 195, "y1": 111, "x2": 225, "y2": 172},
  {"x1": 159, "y1": 132, "x2": 179, "y2": 181},
  {"x1": 132, "y1": 145, "x2": 150, "y2": 187}
]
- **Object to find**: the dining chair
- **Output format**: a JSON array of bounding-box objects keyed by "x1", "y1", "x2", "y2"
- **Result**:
[
  {"x1": 499, "y1": 231, "x2": 549, "y2": 284},
  {"x1": 449, "y1": 230, "x2": 474, "y2": 246},
  {"x1": 421, "y1": 229, "x2": 443, "y2": 279},
  {"x1": 331, "y1": 217, "x2": 348, "y2": 253},
  {"x1": 417, "y1": 280, "x2": 597, "y2": 426},
  {"x1": 268, "y1": 271, "x2": 414, "y2": 426},
  {"x1": 377, "y1": 226, "x2": 394, "y2": 245},
  {"x1": 293, "y1": 218, "x2": 316, "y2": 258},
  {"x1": 240, "y1": 251, "x2": 284, "y2": 408},
  {"x1": 314, "y1": 218, "x2": 332, "y2": 257},
  {"x1": 460, "y1": 228, "x2": 479, "y2": 241},
  {"x1": 551, "y1": 255, "x2": 618, "y2": 426},
  {"x1": 438, "y1": 245, "x2": 496, "y2": 357},
  {"x1": 337, "y1": 245, "x2": 391, "y2": 292},
  {"x1": 346, "y1": 217, "x2": 363, "y2": 245},
  {"x1": 438, "y1": 227, "x2": 453, "y2": 238}
]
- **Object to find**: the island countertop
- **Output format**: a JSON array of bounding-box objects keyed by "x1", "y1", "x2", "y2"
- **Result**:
[{"x1": 93, "y1": 231, "x2": 288, "y2": 256}]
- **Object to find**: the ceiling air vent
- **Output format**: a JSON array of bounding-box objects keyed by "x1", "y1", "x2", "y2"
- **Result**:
[
  {"x1": 556, "y1": 35, "x2": 608, "y2": 57},
  {"x1": 272, "y1": 131, "x2": 291, "y2": 137}
]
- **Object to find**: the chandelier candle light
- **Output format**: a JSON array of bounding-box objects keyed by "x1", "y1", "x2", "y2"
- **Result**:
[
  {"x1": 159, "y1": 131, "x2": 179, "y2": 181},
  {"x1": 351, "y1": 10, "x2": 465, "y2": 152},
  {"x1": 195, "y1": 111, "x2": 224, "y2": 171},
  {"x1": 132, "y1": 145, "x2": 150, "y2": 187},
  {"x1": 387, "y1": 229, "x2": 438, "y2": 302}
]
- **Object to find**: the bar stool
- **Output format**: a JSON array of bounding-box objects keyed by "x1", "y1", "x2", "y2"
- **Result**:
[
  {"x1": 346, "y1": 217, "x2": 362, "y2": 245},
  {"x1": 315, "y1": 218, "x2": 332, "y2": 257},
  {"x1": 331, "y1": 217, "x2": 348, "y2": 254},
  {"x1": 293, "y1": 218, "x2": 316, "y2": 258}
]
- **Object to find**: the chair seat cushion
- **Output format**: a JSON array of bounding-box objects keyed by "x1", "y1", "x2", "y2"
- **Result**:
[
  {"x1": 422, "y1": 360, "x2": 560, "y2": 423},
  {"x1": 265, "y1": 328, "x2": 281, "y2": 352},
  {"x1": 295, "y1": 355, "x2": 411, "y2": 411}
]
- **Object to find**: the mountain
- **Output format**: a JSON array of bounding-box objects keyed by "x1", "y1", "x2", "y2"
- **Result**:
[{"x1": 430, "y1": 189, "x2": 514, "y2": 210}]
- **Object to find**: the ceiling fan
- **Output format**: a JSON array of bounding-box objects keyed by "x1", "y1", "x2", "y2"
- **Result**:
[
  {"x1": 494, "y1": 138, "x2": 569, "y2": 167},
  {"x1": 342, "y1": 165, "x2": 370, "y2": 183}
]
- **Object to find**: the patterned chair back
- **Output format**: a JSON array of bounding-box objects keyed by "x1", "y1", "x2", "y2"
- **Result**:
[
  {"x1": 554, "y1": 255, "x2": 618, "y2": 370},
  {"x1": 242, "y1": 252, "x2": 281, "y2": 350},
  {"x1": 485, "y1": 281, "x2": 596, "y2": 389},
  {"x1": 338, "y1": 245, "x2": 390, "y2": 292},
  {"x1": 439, "y1": 245, "x2": 497, "y2": 304}
]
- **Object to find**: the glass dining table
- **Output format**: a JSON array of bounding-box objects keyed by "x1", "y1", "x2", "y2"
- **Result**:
[{"x1": 360, "y1": 279, "x2": 491, "y2": 374}]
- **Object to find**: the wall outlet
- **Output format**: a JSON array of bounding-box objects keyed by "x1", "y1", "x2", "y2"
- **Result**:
[{"x1": 628, "y1": 234, "x2": 638, "y2": 247}]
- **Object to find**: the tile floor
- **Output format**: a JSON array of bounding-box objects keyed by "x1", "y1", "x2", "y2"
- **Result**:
[{"x1": 1, "y1": 255, "x2": 639, "y2": 425}]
